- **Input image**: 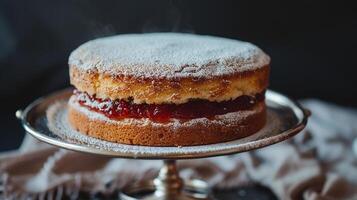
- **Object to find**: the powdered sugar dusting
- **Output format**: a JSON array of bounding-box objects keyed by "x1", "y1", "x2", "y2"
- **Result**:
[
  {"x1": 69, "y1": 33, "x2": 270, "y2": 79},
  {"x1": 75, "y1": 91, "x2": 113, "y2": 112},
  {"x1": 46, "y1": 101, "x2": 283, "y2": 157}
]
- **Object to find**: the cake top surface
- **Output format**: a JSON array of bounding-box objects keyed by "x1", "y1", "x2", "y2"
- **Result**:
[{"x1": 69, "y1": 33, "x2": 270, "y2": 79}]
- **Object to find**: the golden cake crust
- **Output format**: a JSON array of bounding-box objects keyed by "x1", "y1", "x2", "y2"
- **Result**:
[
  {"x1": 70, "y1": 65, "x2": 269, "y2": 104},
  {"x1": 69, "y1": 33, "x2": 270, "y2": 104},
  {"x1": 68, "y1": 99, "x2": 266, "y2": 146}
]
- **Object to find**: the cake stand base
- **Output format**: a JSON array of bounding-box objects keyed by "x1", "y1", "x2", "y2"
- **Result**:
[{"x1": 120, "y1": 160, "x2": 211, "y2": 200}]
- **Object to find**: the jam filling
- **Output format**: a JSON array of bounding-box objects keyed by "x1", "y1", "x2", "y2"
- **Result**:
[{"x1": 74, "y1": 90, "x2": 264, "y2": 122}]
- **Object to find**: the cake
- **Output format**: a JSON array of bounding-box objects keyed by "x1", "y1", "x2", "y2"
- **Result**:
[{"x1": 67, "y1": 33, "x2": 270, "y2": 146}]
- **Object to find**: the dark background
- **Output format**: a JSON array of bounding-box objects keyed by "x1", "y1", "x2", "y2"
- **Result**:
[{"x1": 0, "y1": 0, "x2": 356, "y2": 151}]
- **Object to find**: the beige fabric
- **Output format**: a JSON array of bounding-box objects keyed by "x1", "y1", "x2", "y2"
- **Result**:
[{"x1": 1, "y1": 100, "x2": 356, "y2": 200}]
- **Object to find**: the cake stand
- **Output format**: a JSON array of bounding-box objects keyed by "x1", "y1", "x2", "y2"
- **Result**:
[{"x1": 16, "y1": 88, "x2": 310, "y2": 200}]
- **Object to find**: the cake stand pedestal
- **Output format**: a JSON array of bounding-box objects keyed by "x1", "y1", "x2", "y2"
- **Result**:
[
  {"x1": 120, "y1": 160, "x2": 210, "y2": 200},
  {"x1": 16, "y1": 89, "x2": 310, "y2": 200}
]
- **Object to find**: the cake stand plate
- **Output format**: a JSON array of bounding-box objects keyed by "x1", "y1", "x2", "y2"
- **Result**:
[{"x1": 16, "y1": 88, "x2": 310, "y2": 200}]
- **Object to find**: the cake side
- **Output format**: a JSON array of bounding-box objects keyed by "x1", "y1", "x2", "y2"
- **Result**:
[
  {"x1": 68, "y1": 97, "x2": 266, "y2": 146},
  {"x1": 70, "y1": 65, "x2": 269, "y2": 104}
]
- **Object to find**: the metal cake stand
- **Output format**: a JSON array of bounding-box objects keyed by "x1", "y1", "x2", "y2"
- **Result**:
[{"x1": 16, "y1": 89, "x2": 310, "y2": 200}]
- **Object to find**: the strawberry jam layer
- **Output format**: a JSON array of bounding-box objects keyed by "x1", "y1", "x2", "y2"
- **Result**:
[{"x1": 74, "y1": 90, "x2": 264, "y2": 122}]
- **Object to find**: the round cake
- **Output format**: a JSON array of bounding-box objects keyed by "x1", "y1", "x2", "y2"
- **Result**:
[{"x1": 67, "y1": 33, "x2": 270, "y2": 146}]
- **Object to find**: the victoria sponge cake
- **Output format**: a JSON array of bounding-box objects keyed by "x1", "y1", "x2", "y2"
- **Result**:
[{"x1": 67, "y1": 33, "x2": 270, "y2": 146}]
